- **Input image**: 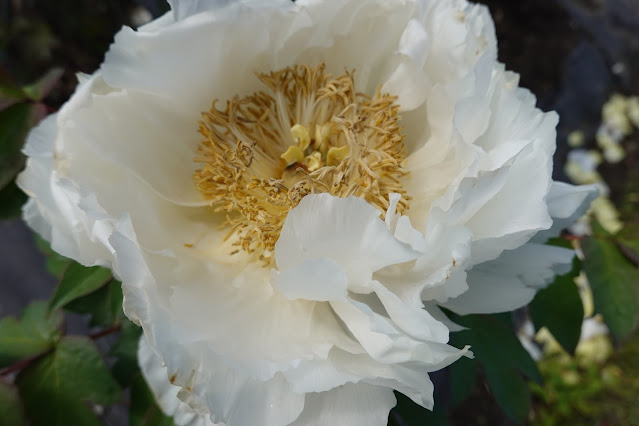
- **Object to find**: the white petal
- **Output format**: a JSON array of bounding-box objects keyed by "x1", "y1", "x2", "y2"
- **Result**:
[
  {"x1": 533, "y1": 181, "x2": 599, "y2": 242},
  {"x1": 442, "y1": 243, "x2": 577, "y2": 314},
  {"x1": 371, "y1": 280, "x2": 449, "y2": 343},
  {"x1": 442, "y1": 266, "x2": 536, "y2": 315},
  {"x1": 116, "y1": 229, "x2": 307, "y2": 426},
  {"x1": 102, "y1": 0, "x2": 416, "y2": 113},
  {"x1": 376, "y1": 205, "x2": 472, "y2": 308},
  {"x1": 274, "y1": 258, "x2": 348, "y2": 302},
  {"x1": 139, "y1": 336, "x2": 221, "y2": 426},
  {"x1": 275, "y1": 194, "x2": 418, "y2": 290},
  {"x1": 167, "y1": 0, "x2": 235, "y2": 21},
  {"x1": 420, "y1": 270, "x2": 469, "y2": 304},
  {"x1": 330, "y1": 296, "x2": 468, "y2": 367},
  {"x1": 17, "y1": 114, "x2": 115, "y2": 267},
  {"x1": 195, "y1": 362, "x2": 304, "y2": 426},
  {"x1": 55, "y1": 74, "x2": 206, "y2": 207},
  {"x1": 282, "y1": 347, "x2": 441, "y2": 409},
  {"x1": 422, "y1": 302, "x2": 466, "y2": 332},
  {"x1": 289, "y1": 383, "x2": 396, "y2": 426}
]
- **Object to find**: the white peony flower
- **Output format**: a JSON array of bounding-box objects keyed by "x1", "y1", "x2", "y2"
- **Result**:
[{"x1": 18, "y1": 0, "x2": 597, "y2": 425}]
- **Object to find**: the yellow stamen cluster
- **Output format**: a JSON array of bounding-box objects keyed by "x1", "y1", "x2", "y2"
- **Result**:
[{"x1": 193, "y1": 64, "x2": 410, "y2": 263}]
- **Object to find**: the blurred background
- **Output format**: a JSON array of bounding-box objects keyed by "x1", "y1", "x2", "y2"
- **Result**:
[{"x1": 1, "y1": 0, "x2": 638, "y2": 425}]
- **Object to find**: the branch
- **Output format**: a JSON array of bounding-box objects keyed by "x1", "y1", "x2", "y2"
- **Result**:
[
  {"x1": 0, "y1": 323, "x2": 123, "y2": 377},
  {"x1": 88, "y1": 323, "x2": 122, "y2": 340}
]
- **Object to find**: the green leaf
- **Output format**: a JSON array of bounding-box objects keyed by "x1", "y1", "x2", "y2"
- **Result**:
[
  {"x1": 389, "y1": 391, "x2": 449, "y2": 426},
  {"x1": 0, "y1": 380, "x2": 24, "y2": 426},
  {"x1": 448, "y1": 314, "x2": 539, "y2": 424},
  {"x1": 65, "y1": 279, "x2": 124, "y2": 327},
  {"x1": 530, "y1": 257, "x2": 584, "y2": 354},
  {"x1": 0, "y1": 66, "x2": 27, "y2": 109},
  {"x1": 16, "y1": 336, "x2": 121, "y2": 426},
  {"x1": 130, "y1": 373, "x2": 174, "y2": 426},
  {"x1": 34, "y1": 235, "x2": 72, "y2": 279},
  {"x1": 0, "y1": 302, "x2": 63, "y2": 368},
  {"x1": 0, "y1": 180, "x2": 27, "y2": 220},
  {"x1": 110, "y1": 319, "x2": 142, "y2": 387},
  {"x1": 49, "y1": 263, "x2": 113, "y2": 312},
  {"x1": 452, "y1": 314, "x2": 542, "y2": 385},
  {"x1": 448, "y1": 355, "x2": 477, "y2": 408},
  {"x1": 483, "y1": 363, "x2": 531, "y2": 425},
  {"x1": 617, "y1": 222, "x2": 639, "y2": 266},
  {"x1": 22, "y1": 68, "x2": 64, "y2": 102},
  {"x1": 546, "y1": 237, "x2": 574, "y2": 249},
  {"x1": 0, "y1": 103, "x2": 37, "y2": 190},
  {"x1": 583, "y1": 234, "x2": 639, "y2": 341}
]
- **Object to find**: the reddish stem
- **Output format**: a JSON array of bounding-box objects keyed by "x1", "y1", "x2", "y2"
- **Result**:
[
  {"x1": 88, "y1": 323, "x2": 122, "y2": 340},
  {"x1": 0, "y1": 323, "x2": 123, "y2": 377},
  {"x1": 0, "y1": 354, "x2": 45, "y2": 377}
]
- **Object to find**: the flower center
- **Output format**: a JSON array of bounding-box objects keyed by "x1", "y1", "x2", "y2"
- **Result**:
[{"x1": 193, "y1": 64, "x2": 410, "y2": 262}]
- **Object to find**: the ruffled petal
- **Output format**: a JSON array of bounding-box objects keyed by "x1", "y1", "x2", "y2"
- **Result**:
[
  {"x1": 54, "y1": 74, "x2": 207, "y2": 207},
  {"x1": 442, "y1": 243, "x2": 576, "y2": 314},
  {"x1": 275, "y1": 194, "x2": 419, "y2": 291},
  {"x1": 274, "y1": 258, "x2": 348, "y2": 302},
  {"x1": 139, "y1": 336, "x2": 222, "y2": 426},
  {"x1": 289, "y1": 383, "x2": 396, "y2": 426},
  {"x1": 330, "y1": 295, "x2": 468, "y2": 366},
  {"x1": 533, "y1": 181, "x2": 599, "y2": 243},
  {"x1": 17, "y1": 114, "x2": 115, "y2": 267}
]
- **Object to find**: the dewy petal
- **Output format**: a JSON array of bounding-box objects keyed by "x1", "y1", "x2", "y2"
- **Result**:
[
  {"x1": 275, "y1": 194, "x2": 419, "y2": 291},
  {"x1": 289, "y1": 383, "x2": 396, "y2": 426},
  {"x1": 139, "y1": 336, "x2": 222, "y2": 426}
]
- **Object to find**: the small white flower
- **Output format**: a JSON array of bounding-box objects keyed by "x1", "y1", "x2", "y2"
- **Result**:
[{"x1": 18, "y1": 0, "x2": 596, "y2": 425}]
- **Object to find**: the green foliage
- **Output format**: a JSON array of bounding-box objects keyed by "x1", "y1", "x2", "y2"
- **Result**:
[
  {"x1": 617, "y1": 222, "x2": 639, "y2": 266},
  {"x1": 111, "y1": 319, "x2": 174, "y2": 425},
  {"x1": 0, "y1": 236, "x2": 172, "y2": 426},
  {"x1": 530, "y1": 331, "x2": 639, "y2": 425},
  {"x1": 485, "y1": 362, "x2": 531, "y2": 425},
  {"x1": 0, "y1": 180, "x2": 27, "y2": 220},
  {"x1": 110, "y1": 319, "x2": 143, "y2": 387},
  {"x1": 0, "y1": 301, "x2": 63, "y2": 368},
  {"x1": 0, "y1": 102, "x2": 35, "y2": 189},
  {"x1": 66, "y1": 279, "x2": 124, "y2": 327},
  {"x1": 130, "y1": 374, "x2": 175, "y2": 426},
  {"x1": 49, "y1": 262, "x2": 113, "y2": 311},
  {"x1": 0, "y1": 67, "x2": 28, "y2": 108},
  {"x1": 0, "y1": 380, "x2": 24, "y2": 426},
  {"x1": 16, "y1": 336, "x2": 121, "y2": 426},
  {"x1": 0, "y1": 66, "x2": 63, "y2": 221},
  {"x1": 530, "y1": 258, "x2": 584, "y2": 354},
  {"x1": 449, "y1": 313, "x2": 541, "y2": 425},
  {"x1": 34, "y1": 235, "x2": 72, "y2": 278},
  {"x1": 389, "y1": 392, "x2": 449, "y2": 426},
  {"x1": 449, "y1": 355, "x2": 477, "y2": 408},
  {"x1": 22, "y1": 68, "x2": 64, "y2": 102},
  {"x1": 583, "y1": 224, "x2": 639, "y2": 341}
]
